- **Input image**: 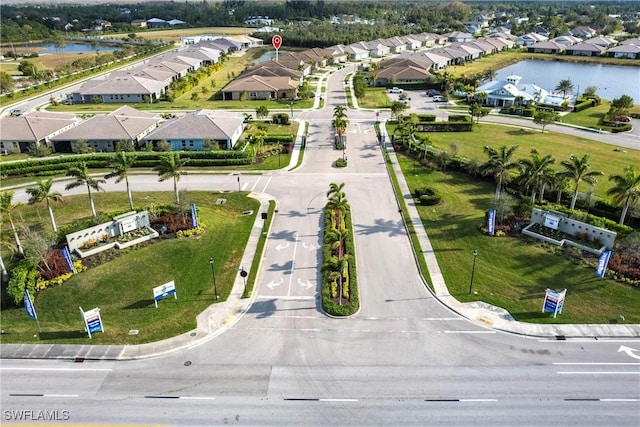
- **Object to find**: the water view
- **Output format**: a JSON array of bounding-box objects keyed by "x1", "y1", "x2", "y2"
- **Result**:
[
  {"x1": 496, "y1": 59, "x2": 640, "y2": 101},
  {"x1": 31, "y1": 42, "x2": 119, "y2": 55}
]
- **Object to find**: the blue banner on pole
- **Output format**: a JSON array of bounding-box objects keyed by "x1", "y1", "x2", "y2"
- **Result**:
[
  {"x1": 595, "y1": 250, "x2": 611, "y2": 278},
  {"x1": 24, "y1": 289, "x2": 37, "y2": 319},
  {"x1": 487, "y1": 209, "x2": 496, "y2": 236},
  {"x1": 62, "y1": 246, "x2": 75, "y2": 273},
  {"x1": 190, "y1": 203, "x2": 199, "y2": 229}
]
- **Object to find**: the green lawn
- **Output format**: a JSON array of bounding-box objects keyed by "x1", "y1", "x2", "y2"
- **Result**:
[
  {"x1": 359, "y1": 87, "x2": 392, "y2": 109},
  {"x1": 396, "y1": 152, "x2": 640, "y2": 324},
  {"x1": 0, "y1": 191, "x2": 259, "y2": 344},
  {"x1": 391, "y1": 122, "x2": 638, "y2": 199},
  {"x1": 561, "y1": 100, "x2": 611, "y2": 129}
]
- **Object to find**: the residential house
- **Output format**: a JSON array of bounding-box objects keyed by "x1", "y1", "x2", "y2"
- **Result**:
[
  {"x1": 373, "y1": 62, "x2": 434, "y2": 86},
  {"x1": 225, "y1": 35, "x2": 263, "y2": 49},
  {"x1": 444, "y1": 31, "x2": 474, "y2": 43},
  {"x1": 586, "y1": 36, "x2": 617, "y2": 47},
  {"x1": 335, "y1": 44, "x2": 370, "y2": 61},
  {"x1": 551, "y1": 35, "x2": 582, "y2": 47},
  {"x1": 143, "y1": 110, "x2": 244, "y2": 151},
  {"x1": 354, "y1": 41, "x2": 389, "y2": 58},
  {"x1": 0, "y1": 112, "x2": 80, "y2": 153},
  {"x1": 131, "y1": 19, "x2": 147, "y2": 28},
  {"x1": 221, "y1": 75, "x2": 297, "y2": 101},
  {"x1": 516, "y1": 32, "x2": 548, "y2": 46},
  {"x1": 449, "y1": 43, "x2": 484, "y2": 60},
  {"x1": 167, "y1": 19, "x2": 186, "y2": 26},
  {"x1": 146, "y1": 18, "x2": 170, "y2": 28},
  {"x1": 565, "y1": 42, "x2": 607, "y2": 57},
  {"x1": 417, "y1": 51, "x2": 451, "y2": 69},
  {"x1": 527, "y1": 40, "x2": 565, "y2": 54},
  {"x1": 607, "y1": 43, "x2": 640, "y2": 59},
  {"x1": 241, "y1": 60, "x2": 303, "y2": 80},
  {"x1": 480, "y1": 36, "x2": 514, "y2": 51},
  {"x1": 476, "y1": 75, "x2": 572, "y2": 109},
  {"x1": 570, "y1": 26, "x2": 597, "y2": 39},
  {"x1": 72, "y1": 74, "x2": 167, "y2": 104},
  {"x1": 431, "y1": 46, "x2": 469, "y2": 65},
  {"x1": 382, "y1": 37, "x2": 407, "y2": 54},
  {"x1": 398, "y1": 35, "x2": 422, "y2": 51},
  {"x1": 50, "y1": 106, "x2": 160, "y2": 153}
]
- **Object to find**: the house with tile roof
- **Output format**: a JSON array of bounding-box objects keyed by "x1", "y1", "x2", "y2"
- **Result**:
[
  {"x1": 221, "y1": 75, "x2": 298, "y2": 101},
  {"x1": 0, "y1": 112, "x2": 80, "y2": 153},
  {"x1": 527, "y1": 40, "x2": 566, "y2": 54},
  {"x1": 49, "y1": 106, "x2": 161, "y2": 153},
  {"x1": 143, "y1": 110, "x2": 244, "y2": 151},
  {"x1": 607, "y1": 42, "x2": 640, "y2": 59},
  {"x1": 565, "y1": 42, "x2": 607, "y2": 57},
  {"x1": 72, "y1": 74, "x2": 168, "y2": 104}
]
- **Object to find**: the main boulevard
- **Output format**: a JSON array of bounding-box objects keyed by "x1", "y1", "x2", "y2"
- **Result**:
[{"x1": 1, "y1": 66, "x2": 639, "y2": 426}]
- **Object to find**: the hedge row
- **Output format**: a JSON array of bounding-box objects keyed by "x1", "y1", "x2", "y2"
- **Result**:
[
  {"x1": 1, "y1": 151, "x2": 252, "y2": 177},
  {"x1": 263, "y1": 135, "x2": 294, "y2": 144},
  {"x1": 414, "y1": 122, "x2": 473, "y2": 132},
  {"x1": 499, "y1": 106, "x2": 535, "y2": 117},
  {"x1": 416, "y1": 114, "x2": 437, "y2": 122},
  {"x1": 322, "y1": 206, "x2": 359, "y2": 317}
]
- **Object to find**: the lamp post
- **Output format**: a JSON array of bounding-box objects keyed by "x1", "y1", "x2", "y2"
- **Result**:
[
  {"x1": 289, "y1": 102, "x2": 294, "y2": 120},
  {"x1": 209, "y1": 258, "x2": 218, "y2": 300},
  {"x1": 468, "y1": 250, "x2": 478, "y2": 294},
  {"x1": 237, "y1": 175, "x2": 241, "y2": 192}
]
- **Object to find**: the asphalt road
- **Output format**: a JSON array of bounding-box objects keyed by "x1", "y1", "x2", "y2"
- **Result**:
[{"x1": 2, "y1": 66, "x2": 639, "y2": 426}]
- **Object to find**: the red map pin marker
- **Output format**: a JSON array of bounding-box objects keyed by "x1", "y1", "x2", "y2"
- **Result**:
[{"x1": 272, "y1": 34, "x2": 282, "y2": 50}]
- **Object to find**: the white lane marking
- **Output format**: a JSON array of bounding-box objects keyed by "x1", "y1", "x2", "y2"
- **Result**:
[
  {"x1": 180, "y1": 396, "x2": 217, "y2": 400},
  {"x1": 287, "y1": 232, "x2": 299, "y2": 296},
  {"x1": 557, "y1": 371, "x2": 640, "y2": 375},
  {"x1": 261, "y1": 175, "x2": 273, "y2": 193},
  {"x1": 256, "y1": 295, "x2": 315, "y2": 300},
  {"x1": 444, "y1": 330, "x2": 496, "y2": 334},
  {"x1": 250, "y1": 176, "x2": 261, "y2": 192},
  {"x1": 0, "y1": 368, "x2": 112, "y2": 372},
  {"x1": 270, "y1": 315, "x2": 322, "y2": 319},
  {"x1": 554, "y1": 363, "x2": 640, "y2": 366},
  {"x1": 44, "y1": 394, "x2": 79, "y2": 398},
  {"x1": 242, "y1": 182, "x2": 249, "y2": 191},
  {"x1": 319, "y1": 398, "x2": 358, "y2": 402},
  {"x1": 424, "y1": 318, "x2": 464, "y2": 321},
  {"x1": 460, "y1": 399, "x2": 498, "y2": 402},
  {"x1": 600, "y1": 399, "x2": 640, "y2": 402},
  {"x1": 539, "y1": 339, "x2": 640, "y2": 343}
]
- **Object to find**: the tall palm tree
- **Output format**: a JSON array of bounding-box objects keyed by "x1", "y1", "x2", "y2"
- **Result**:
[
  {"x1": 0, "y1": 191, "x2": 25, "y2": 256},
  {"x1": 333, "y1": 105, "x2": 347, "y2": 119},
  {"x1": 482, "y1": 68, "x2": 497, "y2": 82},
  {"x1": 517, "y1": 149, "x2": 555, "y2": 202},
  {"x1": 327, "y1": 191, "x2": 349, "y2": 231},
  {"x1": 555, "y1": 78, "x2": 574, "y2": 99},
  {"x1": 559, "y1": 154, "x2": 603, "y2": 210},
  {"x1": 26, "y1": 179, "x2": 63, "y2": 232},
  {"x1": 326, "y1": 182, "x2": 346, "y2": 199},
  {"x1": 607, "y1": 166, "x2": 640, "y2": 225},
  {"x1": 332, "y1": 117, "x2": 349, "y2": 160},
  {"x1": 547, "y1": 172, "x2": 569, "y2": 204},
  {"x1": 65, "y1": 161, "x2": 105, "y2": 218},
  {"x1": 479, "y1": 145, "x2": 520, "y2": 203},
  {"x1": 154, "y1": 152, "x2": 188, "y2": 205},
  {"x1": 105, "y1": 152, "x2": 137, "y2": 210}
]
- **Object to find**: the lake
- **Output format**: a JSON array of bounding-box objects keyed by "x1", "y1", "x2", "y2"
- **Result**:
[
  {"x1": 254, "y1": 50, "x2": 292, "y2": 63},
  {"x1": 496, "y1": 59, "x2": 640, "y2": 101},
  {"x1": 31, "y1": 43, "x2": 120, "y2": 55}
]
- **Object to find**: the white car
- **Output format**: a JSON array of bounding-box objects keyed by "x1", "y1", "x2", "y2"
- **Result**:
[
  {"x1": 388, "y1": 87, "x2": 403, "y2": 94},
  {"x1": 432, "y1": 95, "x2": 447, "y2": 102}
]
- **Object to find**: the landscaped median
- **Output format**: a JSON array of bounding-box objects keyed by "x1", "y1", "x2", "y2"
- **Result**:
[{"x1": 321, "y1": 183, "x2": 359, "y2": 316}]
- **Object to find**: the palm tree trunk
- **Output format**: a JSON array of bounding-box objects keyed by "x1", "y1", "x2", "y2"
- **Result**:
[
  {"x1": 620, "y1": 198, "x2": 630, "y2": 225},
  {"x1": 0, "y1": 253, "x2": 7, "y2": 282},
  {"x1": 174, "y1": 177, "x2": 180, "y2": 205},
  {"x1": 539, "y1": 183, "x2": 547, "y2": 203},
  {"x1": 530, "y1": 190, "x2": 537, "y2": 202},
  {"x1": 494, "y1": 180, "x2": 501, "y2": 203},
  {"x1": 125, "y1": 177, "x2": 134, "y2": 210},
  {"x1": 570, "y1": 190, "x2": 578, "y2": 210},
  {"x1": 87, "y1": 185, "x2": 97, "y2": 217},
  {"x1": 46, "y1": 201, "x2": 57, "y2": 232},
  {"x1": 9, "y1": 219, "x2": 24, "y2": 256}
]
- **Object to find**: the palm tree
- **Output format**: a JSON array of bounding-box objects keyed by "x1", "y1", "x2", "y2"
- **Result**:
[
  {"x1": 517, "y1": 149, "x2": 555, "y2": 202},
  {"x1": 154, "y1": 152, "x2": 188, "y2": 205},
  {"x1": 559, "y1": 154, "x2": 603, "y2": 210},
  {"x1": 547, "y1": 172, "x2": 569, "y2": 204},
  {"x1": 26, "y1": 179, "x2": 63, "y2": 232},
  {"x1": 65, "y1": 161, "x2": 105, "y2": 217},
  {"x1": 333, "y1": 105, "x2": 347, "y2": 119},
  {"x1": 607, "y1": 166, "x2": 640, "y2": 225},
  {"x1": 482, "y1": 68, "x2": 497, "y2": 82},
  {"x1": 327, "y1": 191, "x2": 349, "y2": 231},
  {"x1": 555, "y1": 78, "x2": 574, "y2": 99},
  {"x1": 105, "y1": 152, "x2": 137, "y2": 210},
  {"x1": 327, "y1": 182, "x2": 346, "y2": 199},
  {"x1": 479, "y1": 145, "x2": 520, "y2": 203},
  {"x1": 332, "y1": 116, "x2": 349, "y2": 160},
  {"x1": 0, "y1": 191, "x2": 25, "y2": 256}
]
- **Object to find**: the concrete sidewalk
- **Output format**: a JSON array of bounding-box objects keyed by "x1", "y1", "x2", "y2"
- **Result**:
[{"x1": 379, "y1": 124, "x2": 640, "y2": 339}]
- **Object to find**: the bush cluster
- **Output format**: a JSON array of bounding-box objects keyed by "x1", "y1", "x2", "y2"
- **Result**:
[{"x1": 413, "y1": 187, "x2": 442, "y2": 206}]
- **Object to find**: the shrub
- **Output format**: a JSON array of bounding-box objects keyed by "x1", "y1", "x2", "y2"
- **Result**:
[
  {"x1": 272, "y1": 113, "x2": 290, "y2": 125},
  {"x1": 335, "y1": 158, "x2": 347, "y2": 167},
  {"x1": 414, "y1": 187, "x2": 442, "y2": 205},
  {"x1": 6, "y1": 259, "x2": 37, "y2": 305}
]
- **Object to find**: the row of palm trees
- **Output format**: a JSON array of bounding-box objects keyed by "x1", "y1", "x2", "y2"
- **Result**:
[
  {"x1": 0, "y1": 152, "x2": 190, "y2": 261},
  {"x1": 325, "y1": 182, "x2": 350, "y2": 305},
  {"x1": 332, "y1": 105, "x2": 349, "y2": 161},
  {"x1": 480, "y1": 145, "x2": 640, "y2": 225}
]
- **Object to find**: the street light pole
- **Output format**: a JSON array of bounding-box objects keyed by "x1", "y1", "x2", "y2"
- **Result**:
[
  {"x1": 209, "y1": 257, "x2": 218, "y2": 300},
  {"x1": 468, "y1": 250, "x2": 478, "y2": 294},
  {"x1": 289, "y1": 102, "x2": 294, "y2": 120},
  {"x1": 237, "y1": 175, "x2": 240, "y2": 192}
]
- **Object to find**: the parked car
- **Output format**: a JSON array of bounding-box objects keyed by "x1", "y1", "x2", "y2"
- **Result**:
[
  {"x1": 388, "y1": 87, "x2": 403, "y2": 94},
  {"x1": 9, "y1": 109, "x2": 24, "y2": 116},
  {"x1": 432, "y1": 95, "x2": 447, "y2": 102},
  {"x1": 426, "y1": 89, "x2": 441, "y2": 96},
  {"x1": 615, "y1": 115, "x2": 631, "y2": 123}
]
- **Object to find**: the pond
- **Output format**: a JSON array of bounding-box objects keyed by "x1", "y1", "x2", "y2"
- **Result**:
[
  {"x1": 25, "y1": 42, "x2": 120, "y2": 55},
  {"x1": 496, "y1": 59, "x2": 640, "y2": 101},
  {"x1": 254, "y1": 50, "x2": 292, "y2": 63}
]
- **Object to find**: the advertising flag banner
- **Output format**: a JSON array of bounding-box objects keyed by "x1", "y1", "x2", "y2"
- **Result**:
[
  {"x1": 595, "y1": 250, "x2": 612, "y2": 278},
  {"x1": 24, "y1": 289, "x2": 37, "y2": 319},
  {"x1": 190, "y1": 203, "x2": 199, "y2": 229},
  {"x1": 487, "y1": 209, "x2": 496, "y2": 236},
  {"x1": 62, "y1": 246, "x2": 75, "y2": 273}
]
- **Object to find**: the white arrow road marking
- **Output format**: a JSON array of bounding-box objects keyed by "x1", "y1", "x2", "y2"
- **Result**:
[
  {"x1": 297, "y1": 278, "x2": 314, "y2": 289},
  {"x1": 266, "y1": 278, "x2": 283, "y2": 290},
  {"x1": 618, "y1": 345, "x2": 640, "y2": 360},
  {"x1": 302, "y1": 242, "x2": 316, "y2": 251},
  {"x1": 275, "y1": 242, "x2": 290, "y2": 251},
  {"x1": 287, "y1": 232, "x2": 299, "y2": 296}
]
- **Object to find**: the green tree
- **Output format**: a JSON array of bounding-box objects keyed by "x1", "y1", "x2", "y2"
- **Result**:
[
  {"x1": 154, "y1": 153, "x2": 188, "y2": 205},
  {"x1": 609, "y1": 95, "x2": 634, "y2": 117},
  {"x1": 479, "y1": 145, "x2": 520, "y2": 203},
  {"x1": 390, "y1": 101, "x2": 409, "y2": 121},
  {"x1": 0, "y1": 191, "x2": 25, "y2": 256},
  {"x1": 332, "y1": 116, "x2": 349, "y2": 160},
  {"x1": 256, "y1": 105, "x2": 269, "y2": 119},
  {"x1": 326, "y1": 182, "x2": 346, "y2": 200},
  {"x1": 17, "y1": 60, "x2": 38, "y2": 77},
  {"x1": 65, "y1": 161, "x2": 106, "y2": 217},
  {"x1": 25, "y1": 179, "x2": 63, "y2": 232},
  {"x1": 0, "y1": 71, "x2": 15, "y2": 93},
  {"x1": 105, "y1": 152, "x2": 137, "y2": 210},
  {"x1": 481, "y1": 68, "x2": 497, "y2": 82},
  {"x1": 469, "y1": 102, "x2": 490, "y2": 123},
  {"x1": 533, "y1": 109, "x2": 559, "y2": 133},
  {"x1": 555, "y1": 78, "x2": 574, "y2": 98},
  {"x1": 607, "y1": 166, "x2": 640, "y2": 225},
  {"x1": 559, "y1": 154, "x2": 603, "y2": 210},
  {"x1": 333, "y1": 105, "x2": 347, "y2": 119},
  {"x1": 517, "y1": 149, "x2": 555, "y2": 202}
]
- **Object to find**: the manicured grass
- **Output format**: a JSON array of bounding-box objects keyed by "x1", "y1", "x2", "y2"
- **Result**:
[
  {"x1": 359, "y1": 87, "x2": 392, "y2": 109},
  {"x1": 396, "y1": 152, "x2": 640, "y2": 324},
  {"x1": 0, "y1": 191, "x2": 259, "y2": 344},
  {"x1": 561, "y1": 100, "x2": 611, "y2": 129},
  {"x1": 395, "y1": 122, "x2": 638, "y2": 199},
  {"x1": 243, "y1": 200, "x2": 275, "y2": 298},
  {"x1": 110, "y1": 27, "x2": 253, "y2": 42}
]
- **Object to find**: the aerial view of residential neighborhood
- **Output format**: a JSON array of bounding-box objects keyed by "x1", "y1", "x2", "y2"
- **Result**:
[{"x1": 0, "y1": 1, "x2": 639, "y2": 426}]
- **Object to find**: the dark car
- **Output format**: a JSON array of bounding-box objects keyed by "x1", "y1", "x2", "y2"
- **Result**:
[{"x1": 426, "y1": 89, "x2": 441, "y2": 96}]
